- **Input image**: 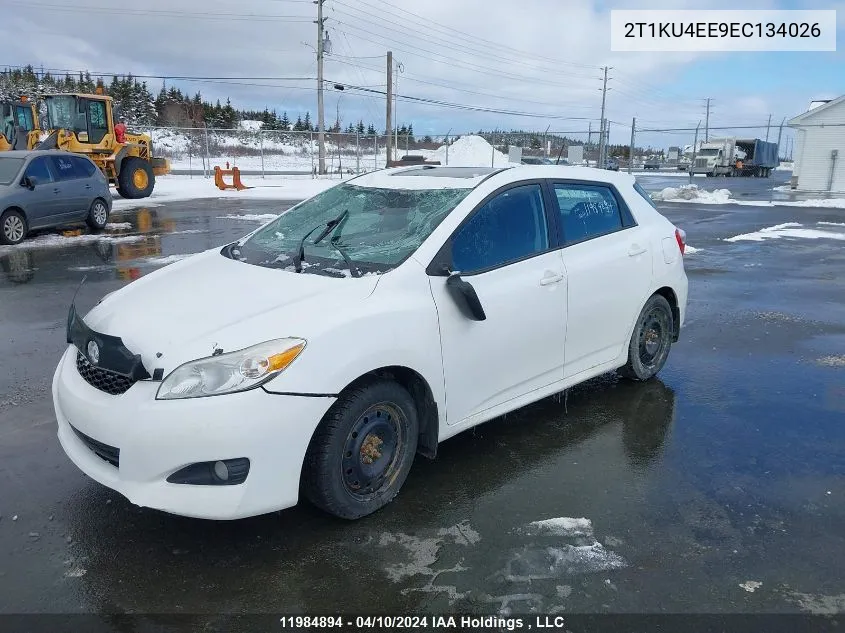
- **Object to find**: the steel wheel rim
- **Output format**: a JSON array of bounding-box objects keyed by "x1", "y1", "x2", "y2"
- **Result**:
[
  {"x1": 93, "y1": 202, "x2": 107, "y2": 225},
  {"x1": 4, "y1": 216, "x2": 24, "y2": 242},
  {"x1": 341, "y1": 402, "x2": 406, "y2": 500},
  {"x1": 638, "y1": 308, "x2": 669, "y2": 367}
]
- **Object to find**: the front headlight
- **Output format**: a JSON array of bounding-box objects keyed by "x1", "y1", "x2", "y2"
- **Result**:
[{"x1": 156, "y1": 338, "x2": 306, "y2": 400}]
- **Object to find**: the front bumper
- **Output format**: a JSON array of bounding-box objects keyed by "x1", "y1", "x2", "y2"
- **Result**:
[{"x1": 52, "y1": 345, "x2": 335, "y2": 520}]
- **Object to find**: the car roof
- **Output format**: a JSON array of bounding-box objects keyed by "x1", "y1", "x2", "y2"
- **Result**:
[
  {"x1": 345, "y1": 164, "x2": 636, "y2": 191},
  {"x1": 0, "y1": 150, "x2": 90, "y2": 159}
]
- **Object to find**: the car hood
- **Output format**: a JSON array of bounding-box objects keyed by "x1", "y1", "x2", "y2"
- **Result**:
[{"x1": 81, "y1": 248, "x2": 380, "y2": 373}]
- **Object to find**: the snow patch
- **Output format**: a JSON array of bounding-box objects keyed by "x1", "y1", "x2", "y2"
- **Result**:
[
  {"x1": 685, "y1": 246, "x2": 700, "y2": 254},
  {"x1": 651, "y1": 184, "x2": 732, "y2": 204},
  {"x1": 740, "y1": 581, "x2": 762, "y2": 593},
  {"x1": 111, "y1": 175, "x2": 344, "y2": 211},
  {"x1": 818, "y1": 222, "x2": 845, "y2": 227},
  {"x1": 217, "y1": 213, "x2": 279, "y2": 222},
  {"x1": 817, "y1": 355, "x2": 845, "y2": 368},
  {"x1": 105, "y1": 222, "x2": 132, "y2": 230},
  {"x1": 724, "y1": 222, "x2": 845, "y2": 242},
  {"x1": 64, "y1": 568, "x2": 87, "y2": 578},
  {"x1": 0, "y1": 233, "x2": 144, "y2": 255},
  {"x1": 141, "y1": 254, "x2": 194, "y2": 266},
  {"x1": 524, "y1": 517, "x2": 593, "y2": 538}
]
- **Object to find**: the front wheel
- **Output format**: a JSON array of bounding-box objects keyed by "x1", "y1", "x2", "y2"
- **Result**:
[
  {"x1": 619, "y1": 294, "x2": 674, "y2": 381},
  {"x1": 0, "y1": 209, "x2": 27, "y2": 245},
  {"x1": 117, "y1": 158, "x2": 155, "y2": 199},
  {"x1": 302, "y1": 380, "x2": 419, "y2": 519}
]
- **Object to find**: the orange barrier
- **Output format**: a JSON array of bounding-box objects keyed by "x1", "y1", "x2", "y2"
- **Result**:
[{"x1": 214, "y1": 164, "x2": 250, "y2": 191}]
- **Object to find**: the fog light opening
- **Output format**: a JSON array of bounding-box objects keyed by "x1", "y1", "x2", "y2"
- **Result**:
[{"x1": 213, "y1": 460, "x2": 229, "y2": 482}]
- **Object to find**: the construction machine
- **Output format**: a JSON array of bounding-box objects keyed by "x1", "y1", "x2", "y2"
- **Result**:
[
  {"x1": 37, "y1": 89, "x2": 169, "y2": 198},
  {"x1": 0, "y1": 97, "x2": 40, "y2": 151}
]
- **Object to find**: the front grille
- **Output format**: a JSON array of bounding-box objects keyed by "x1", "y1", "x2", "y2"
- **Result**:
[
  {"x1": 695, "y1": 158, "x2": 708, "y2": 168},
  {"x1": 71, "y1": 424, "x2": 120, "y2": 468},
  {"x1": 76, "y1": 352, "x2": 137, "y2": 395}
]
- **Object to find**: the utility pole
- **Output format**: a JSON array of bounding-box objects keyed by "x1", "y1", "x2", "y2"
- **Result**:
[
  {"x1": 766, "y1": 113, "x2": 773, "y2": 141},
  {"x1": 690, "y1": 120, "x2": 701, "y2": 184},
  {"x1": 628, "y1": 117, "x2": 636, "y2": 174},
  {"x1": 316, "y1": 0, "x2": 326, "y2": 175},
  {"x1": 386, "y1": 51, "x2": 393, "y2": 167},
  {"x1": 704, "y1": 98, "x2": 711, "y2": 142},
  {"x1": 587, "y1": 121, "x2": 592, "y2": 147},
  {"x1": 598, "y1": 66, "x2": 611, "y2": 166},
  {"x1": 776, "y1": 116, "x2": 786, "y2": 159}
]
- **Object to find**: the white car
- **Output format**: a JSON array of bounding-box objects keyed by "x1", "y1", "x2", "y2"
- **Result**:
[{"x1": 53, "y1": 166, "x2": 688, "y2": 521}]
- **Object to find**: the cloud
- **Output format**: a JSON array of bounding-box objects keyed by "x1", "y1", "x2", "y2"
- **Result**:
[{"x1": 3, "y1": 0, "x2": 838, "y2": 150}]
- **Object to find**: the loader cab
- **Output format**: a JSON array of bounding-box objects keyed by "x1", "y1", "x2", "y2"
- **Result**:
[
  {"x1": 45, "y1": 94, "x2": 113, "y2": 145},
  {"x1": 1, "y1": 101, "x2": 37, "y2": 149}
]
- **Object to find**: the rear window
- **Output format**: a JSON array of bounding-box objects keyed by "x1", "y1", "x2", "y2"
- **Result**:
[
  {"x1": 633, "y1": 182, "x2": 657, "y2": 209},
  {"x1": 0, "y1": 158, "x2": 24, "y2": 185},
  {"x1": 72, "y1": 156, "x2": 97, "y2": 177}
]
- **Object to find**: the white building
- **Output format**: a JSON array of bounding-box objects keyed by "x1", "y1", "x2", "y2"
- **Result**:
[{"x1": 788, "y1": 95, "x2": 845, "y2": 192}]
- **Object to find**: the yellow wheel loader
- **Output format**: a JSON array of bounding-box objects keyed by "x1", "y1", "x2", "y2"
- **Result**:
[
  {"x1": 37, "y1": 90, "x2": 170, "y2": 198},
  {"x1": 0, "y1": 98, "x2": 39, "y2": 151}
]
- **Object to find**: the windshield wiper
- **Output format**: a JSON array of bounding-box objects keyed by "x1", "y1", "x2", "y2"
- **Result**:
[
  {"x1": 326, "y1": 236, "x2": 361, "y2": 278},
  {"x1": 292, "y1": 210, "x2": 354, "y2": 274}
]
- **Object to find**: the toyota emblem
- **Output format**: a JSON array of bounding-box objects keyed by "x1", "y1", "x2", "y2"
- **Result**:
[{"x1": 87, "y1": 340, "x2": 100, "y2": 365}]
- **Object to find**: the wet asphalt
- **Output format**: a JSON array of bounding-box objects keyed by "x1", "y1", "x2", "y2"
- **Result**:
[{"x1": 1, "y1": 171, "x2": 844, "y2": 619}]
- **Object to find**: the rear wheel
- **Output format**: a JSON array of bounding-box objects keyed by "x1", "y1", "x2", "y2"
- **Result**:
[
  {"x1": 302, "y1": 380, "x2": 418, "y2": 519},
  {"x1": 619, "y1": 294, "x2": 674, "y2": 381},
  {"x1": 117, "y1": 158, "x2": 154, "y2": 199},
  {"x1": 85, "y1": 198, "x2": 109, "y2": 231},
  {"x1": 0, "y1": 209, "x2": 27, "y2": 245}
]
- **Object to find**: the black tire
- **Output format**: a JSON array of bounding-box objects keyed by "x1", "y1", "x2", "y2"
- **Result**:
[
  {"x1": 302, "y1": 379, "x2": 419, "y2": 519},
  {"x1": 117, "y1": 158, "x2": 154, "y2": 199},
  {"x1": 619, "y1": 294, "x2": 674, "y2": 381},
  {"x1": 85, "y1": 198, "x2": 110, "y2": 231},
  {"x1": 0, "y1": 208, "x2": 27, "y2": 245}
]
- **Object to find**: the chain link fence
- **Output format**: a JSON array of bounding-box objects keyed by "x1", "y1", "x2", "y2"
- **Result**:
[{"x1": 143, "y1": 122, "x2": 792, "y2": 177}]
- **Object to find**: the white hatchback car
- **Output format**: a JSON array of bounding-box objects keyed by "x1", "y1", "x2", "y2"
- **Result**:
[{"x1": 53, "y1": 166, "x2": 688, "y2": 520}]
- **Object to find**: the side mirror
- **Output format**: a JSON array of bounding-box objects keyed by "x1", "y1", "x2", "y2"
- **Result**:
[
  {"x1": 22, "y1": 175, "x2": 38, "y2": 190},
  {"x1": 446, "y1": 270, "x2": 486, "y2": 321}
]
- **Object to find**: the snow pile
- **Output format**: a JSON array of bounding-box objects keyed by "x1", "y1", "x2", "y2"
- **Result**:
[
  {"x1": 238, "y1": 120, "x2": 263, "y2": 131},
  {"x1": 651, "y1": 184, "x2": 732, "y2": 204},
  {"x1": 776, "y1": 162, "x2": 794, "y2": 171},
  {"x1": 432, "y1": 135, "x2": 508, "y2": 167},
  {"x1": 724, "y1": 222, "x2": 845, "y2": 242},
  {"x1": 148, "y1": 128, "x2": 190, "y2": 154},
  {"x1": 0, "y1": 232, "x2": 144, "y2": 255}
]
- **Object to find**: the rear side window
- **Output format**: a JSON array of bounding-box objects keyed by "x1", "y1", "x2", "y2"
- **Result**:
[
  {"x1": 24, "y1": 157, "x2": 53, "y2": 183},
  {"x1": 634, "y1": 182, "x2": 658, "y2": 209},
  {"x1": 554, "y1": 183, "x2": 623, "y2": 244},
  {"x1": 72, "y1": 156, "x2": 97, "y2": 177},
  {"x1": 50, "y1": 155, "x2": 82, "y2": 180}
]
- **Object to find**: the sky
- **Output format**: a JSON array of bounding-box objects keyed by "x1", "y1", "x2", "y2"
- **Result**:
[{"x1": 5, "y1": 0, "x2": 844, "y2": 151}]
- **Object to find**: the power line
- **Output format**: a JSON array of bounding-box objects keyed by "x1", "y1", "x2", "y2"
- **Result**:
[
  {"x1": 339, "y1": 0, "x2": 599, "y2": 70},
  {"x1": 6, "y1": 1, "x2": 313, "y2": 21},
  {"x1": 331, "y1": 2, "x2": 596, "y2": 80}
]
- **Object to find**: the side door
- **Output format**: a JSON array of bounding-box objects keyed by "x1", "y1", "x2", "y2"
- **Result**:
[
  {"x1": 427, "y1": 182, "x2": 567, "y2": 425},
  {"x1": 49, "y1": 155, "x2": 88, "y2": 217},
  {"x1": 70, "y1": 156, "x2": 100, "y2": 212},
  {"x1": 551, "y1": 181, "x2": 653, "y2": 379},
  {"x1": 86, "y1": 99, "x2": 109, "y2": 145},
  {"x1": 18, "y1": 157, "x2": 59, "y2": 228}
]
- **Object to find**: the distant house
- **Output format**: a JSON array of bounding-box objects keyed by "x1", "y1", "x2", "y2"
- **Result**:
[{"x1": 787, "y1": 96, "x2": 845, "y2": 192}]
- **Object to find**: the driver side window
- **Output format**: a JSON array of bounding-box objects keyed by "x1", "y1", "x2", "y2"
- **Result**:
[
  {"x1": 451, "y1": 184, "x2": 549, "y2": 274},
  {"x1": 23, "y1": 157, "x2": 53, "y2": 184}
]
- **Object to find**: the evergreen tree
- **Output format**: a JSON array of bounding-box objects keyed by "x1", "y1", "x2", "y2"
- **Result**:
[
  {"x1": 366, "y1": 123, "x2": 376, "y2": 135},
  {"x1": 280, "y1": 111, "x2": 291, "y2": 130},
  {"x1": 293, "y1": 115, "x2": 304, "y2": 131},
  {"x1": 356, "y1": 119, "x2": 365, "y2": 134},
  {"x1": 303, "y1": 111, "x2": 312, "y2": 131}
]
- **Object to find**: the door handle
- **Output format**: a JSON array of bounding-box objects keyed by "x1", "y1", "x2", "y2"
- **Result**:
[
  {"x1": 53, "y1": 188, "x2": 60, "y2": 194},
  {"x1": 628, "y1": 244, "x2": 647, "y2": 257},
  {"x1": 539, "y1": 272, "x2": 564, "y2": 286},
  {"x1": 85, "y1": 184, "x2": 92, "y2": 190}
]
